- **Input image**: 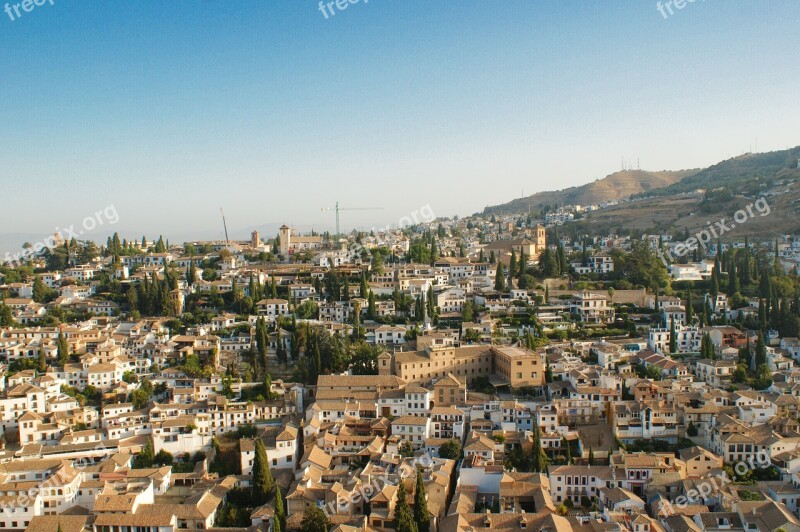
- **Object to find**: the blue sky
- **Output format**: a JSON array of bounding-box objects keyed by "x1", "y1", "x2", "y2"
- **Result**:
[{"x1": 1, "y1": 0, "x2": 799, "y2": 251}]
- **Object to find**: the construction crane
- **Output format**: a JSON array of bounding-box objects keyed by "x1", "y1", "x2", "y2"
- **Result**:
[
  {"x1": 321, "y1": 202, "x2": 383, "y2": 240},
  {"x1": 220, "y1": 208, "x2": 230, "y2": 245}
]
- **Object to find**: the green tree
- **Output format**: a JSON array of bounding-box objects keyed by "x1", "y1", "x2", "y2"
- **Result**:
[
  {"x1": 621, "y1": 241, "x2": 670, "y2": 292},
  {"x1": 727, "y1": 259, "x2": 739, "y2": 296},
  {"x1": 495, "y1": 262, "x2": 506, "y2": 291},
  {"x1": 188, "y1": 260, "x2": 197, "y2": 286},
  {"x1": 588, "y1": 445, "x2": 595, "y2": 466},
  {"x1": 414, "y1": 469, "x2": 430, "y2": 532},
  {"x1": 531, "y1": 424, "x2": 549, "y2": 473},
  {"x1": 509, "y1": 250, "x2": 518, "y2": 278},
  {"x1": 154, "y1": 449, "x2": 174, "y2": 466},
  {"x1": 701, "y1": 333, "x2": 715, "y2": 360},
  {"x1": 0, "y1": 303, "x2": 15, "y2": 327},
  {"x1": 131, "y1": 388, "x2": 149, "y2": 409},
  {"x1": 274, "y1": 487, "x2": 285, "y2": 532},
  {"x1": 755, "y1": 332, "x2": 767, "y2": 370},
  {"x1": 367, "y1": 291, "x2": 377, "y2": 320},
  {"x1": 32, "y1": 275, "x2": 48, "y2": 303},
  {"x1": 685, "y1": 290, "x2": 693, "y2": 324},
  {"x1": 37, "y1": 347, "x2": 47, "y2": 373},
  {"x1": 395, "y1": 481, "x2": 418, "y2": 532},
  {"x1": 252, "y1": 438, "x2": 275, "y2": 504},
  {"x1": 399, "y1": 440, "x2": 414, "y2": 458},
  {"x1": 562, "y1": 436, "x2": 572, "y2": 465},
  {"x1": 645, "y1": 365, "x2": 664, "y2": 381},
  {"x1": 300, "y1": 507, "x2": 329, "y2": 532},
  {"x1": 135, "y1": 440, "x2": 155, "y2": 468},
  {"x1": 352, "y1": 301, "x2": 362, "y2": 340},
  {"x1": 461, "y1": 300, "x2": 474, "y2": 323},
  {"x1": 668, "y1": 318, "x2": 677, "y2": 354},
  {"x1": 255, "y1": 317, "x2": 268, "y2": 374},
  {"x1": 439, "y1": 440, "x2": 462, "y2": 460}
]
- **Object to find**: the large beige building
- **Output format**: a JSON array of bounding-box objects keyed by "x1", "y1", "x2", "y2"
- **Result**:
[
  {"x1": 278, "y1": 225, "x2": 323, "y2": 257},
  {"x1": 483, "y1": 225, "x2": 547, "y2": 260},
  {"x1": 378, "y1": 337, "x2": 545, "y2": 389}
]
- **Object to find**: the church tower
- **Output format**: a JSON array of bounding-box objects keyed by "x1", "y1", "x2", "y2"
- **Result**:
[
  {"x1": 279, "y1": 225, "x2": 291, "y2": 256},
  {"x1": 534, "y1": 224, "x2": 547, "y2": 255}
]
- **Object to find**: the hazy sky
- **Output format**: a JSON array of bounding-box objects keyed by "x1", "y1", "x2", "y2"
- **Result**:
[{"x1": 1, "y1": 0, "x2": 799, "y2": 251}]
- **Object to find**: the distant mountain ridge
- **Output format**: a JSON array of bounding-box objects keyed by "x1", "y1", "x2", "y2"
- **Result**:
[
  {"x1": 541, "y1": 145, "x2": 800, "y2": 238},
  {"x1": 484, "y1": 169, "x2": 698, "y2": 215},
  {"x1": 634, "y1": 147, "x2": 800, "y2": 198}
]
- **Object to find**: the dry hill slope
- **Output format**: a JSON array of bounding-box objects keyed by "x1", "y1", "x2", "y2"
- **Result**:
[{"x1": 484, "y1": 169, "x2": 697, "y2": 215}]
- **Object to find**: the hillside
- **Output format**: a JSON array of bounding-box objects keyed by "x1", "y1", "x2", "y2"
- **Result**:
[
  {"x1": 483, "y1": 169, "x2": 697, "y2": 215},
  {"x1": 567, "y1": 167, "x2": 800, "y2": 239},
  {"x1": 635, "y1": 146, "x2": 800, "y2": 198}
]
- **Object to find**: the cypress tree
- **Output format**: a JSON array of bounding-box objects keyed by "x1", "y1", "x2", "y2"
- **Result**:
[
  {"x1": 727, "y1": 260, "x2": 738, "y2": 296},
  {"x1": 414, "y1": 470, "x2": 430, "y2": 532},
  {"x1": 32, "y1": 276, "x2": 47, "y2": 303},
  {"x1": 755, "y1": 332, "x2": 767, "y2": 369},
  {"x1": 395, "y1": 481, "x2": 417, "y2": 532},
  {"x1": 771, "y1": 295, "x2": 781, "y2": 330},
  {"x1": 741, "y1": 243, "x2": 751, "y2": 286},
  {"x1": 188, "y1": 261, "x2": 196, "y2": 286},
  {"x1": 495, "y1": 263, "x2": 505, "y2": 292},
  {"x1": 38, "y1": 347, "x2": 47, "y2": 373},
  {"x1": 427, "y1": 286, "x2": 435, "y2": 318},
  {"x1": 531, "y1": 424, "x2": 549, "y2": 473},
  {"x1": 669, "y1": 318, "x2": 677, "y2": 354},
  {"x1": 352, "y1": 301, "x2": 362, "y2": 340},
  {"x1": 274, "y1": 486, "x2": 285, "y2": 531},
  {"x1": 277, "y1": 338, "x2": 287, "y2": 364},
  {"x1": 685, "y1": 290, "x2": 693, "y2": 324},
  {"x1": 57, "y1": 331, "x2": 69, "y2": 366},
  {"x1": 509, "y1": 250, "x2": 517, "y2": 279},
  {"x1": 368, "y1": 292, "x2": 376, "y2": 320},
  {"x1": 710, "y1": 270, "x2": 719, "y2": 298},
  {"x1": 252, "y1": 438, "x2": 274, "y2": 505},
  {"x1": 310, "y1": 342, "x2": 322, "y2": 384}
]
